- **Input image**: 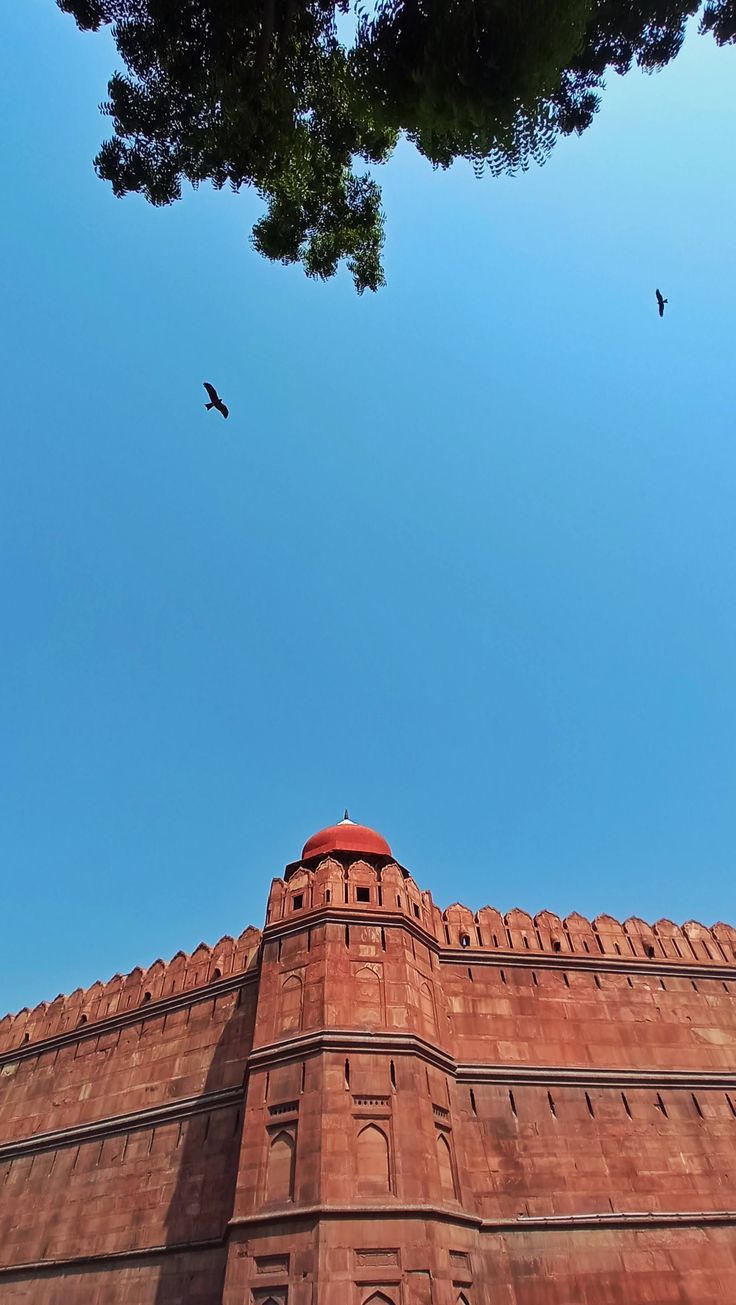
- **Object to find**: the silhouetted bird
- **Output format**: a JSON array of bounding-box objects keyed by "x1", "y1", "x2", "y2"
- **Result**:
[
  {"x1": 203, "y1": 382, "x2": 229, "y2": 419},
  {"x1": 656, "y1": 289, "x2": 667, "y2": 318}
]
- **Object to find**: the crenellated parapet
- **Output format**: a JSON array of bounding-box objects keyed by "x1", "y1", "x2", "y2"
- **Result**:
[
  {"x1": 0, "y1": 925, "x2": 261, "y2": 1055},
  {"x1": 265, "y1": 850, "x2": 736, "y2": 969},
  {"x1": 267, "y1": 854, "x2": 433, "y2": 927}
]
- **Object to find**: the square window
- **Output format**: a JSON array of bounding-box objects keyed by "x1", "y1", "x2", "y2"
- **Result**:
[
  {"x1": 356, "y1": 887, "x2": 370, "y2": 903},
  {"x1": 293, "y1": 894, "x2": 303, "y2": 910}
]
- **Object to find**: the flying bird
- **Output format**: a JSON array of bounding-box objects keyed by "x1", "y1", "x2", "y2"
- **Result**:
[
  {"x1": 203, "y1": 382, "x2": 229, "y2": 419},
  {"x1": 655, "y1": 289, "x2": 667, "y2": 318}
]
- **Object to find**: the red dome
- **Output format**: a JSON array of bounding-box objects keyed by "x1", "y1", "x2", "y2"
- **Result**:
[{"x1": 301, "y1": 814, "x2": 392, "y2": 862}]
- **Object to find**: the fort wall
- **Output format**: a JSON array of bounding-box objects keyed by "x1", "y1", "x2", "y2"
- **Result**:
[{"x1": 1, "y1": 837, "x2": 735, "y2": 1303}]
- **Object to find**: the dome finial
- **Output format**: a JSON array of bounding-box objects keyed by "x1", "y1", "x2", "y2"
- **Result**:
[{"x1": 343, "y1": 808, "x2": 350, "y2": 822}]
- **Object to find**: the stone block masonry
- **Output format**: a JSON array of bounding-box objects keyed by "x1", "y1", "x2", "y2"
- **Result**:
[{"x1": 1, "y1": 816, "x2": 736, "y2": 1303}]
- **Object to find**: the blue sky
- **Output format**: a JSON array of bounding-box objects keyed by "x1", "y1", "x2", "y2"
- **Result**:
[{"x1": 2, "y1": 5, "x2": 735, "y2": 1014}]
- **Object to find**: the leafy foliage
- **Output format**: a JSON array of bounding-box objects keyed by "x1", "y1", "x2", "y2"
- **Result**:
[{"x1": 57, "y1": 0, "x2": 734, "y2": 290}]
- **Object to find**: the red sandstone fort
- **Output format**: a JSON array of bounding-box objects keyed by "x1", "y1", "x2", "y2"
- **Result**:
[{"x1": 2, "y1": 816, "x2": 736, "y2": 1303}]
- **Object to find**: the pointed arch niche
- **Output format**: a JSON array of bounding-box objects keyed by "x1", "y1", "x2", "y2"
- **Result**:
[
  {"x1": 265, "y1": 1129, "x2": 295, "y2": 1203},
  {"x1": 437, "y1": 1129, "x2": 457, "y2": 1201},
  {"x1": 419, "y1": 979, "x2": 437, "y2": 1034},
  {"x1": 279, "y1": 972, "x2": 303, "y2": 1034},
  {"x1": 353, "y1": 963, "x2": 382, "y2": 1025},
  {"x1": 362, "y1": 1294, "x2": 397, "y2": 1305},
  {"x1": 356, "y1": 1122, "x2": 391, "y2": 1196}
]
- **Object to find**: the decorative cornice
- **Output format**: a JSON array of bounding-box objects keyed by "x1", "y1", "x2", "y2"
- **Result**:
[
  {"x1": 441, "y1": 948, "x2": 736, "y2": 982},
  {"x1": 0, "y1": 1237, "x2": 224, "y2": 1279},
  {"x1": 247, "y1": 1028, "x2": 736, "y2": 1091},
  {"x1": 262, "y1": 907, "x2": 736, "y2": 982},
  {"x1": 456, "y1": 1063, "x2": 736, "y2": 1090},
  {"x1": 248, "y1": 1028, "x2": 456, "y2": 1074},
  {"x1": 3, "y1": 1206, "x2": 734, "y2": 1279},
  {"x1": 0, "y1": 1085, "x2": 244, "y2": 1164},
  {"x1": 0, "y1": 969, "x2": 258, "y2": 1069},
  {"x1": 2, "y1": 1205, "x2": 735, "y2": 1280},
  {"x1": 228, "y1": 1203, "x2": 736, "y2": 1234}
]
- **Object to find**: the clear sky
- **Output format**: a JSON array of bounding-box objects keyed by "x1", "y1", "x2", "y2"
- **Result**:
[{"x1": 1, "y1": 4, "x2": 735, "y2": 1015}]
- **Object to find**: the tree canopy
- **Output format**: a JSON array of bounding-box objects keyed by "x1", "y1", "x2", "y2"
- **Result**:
[{"x1": 57, "y1": 0, "x2": 736, "y2": 290}]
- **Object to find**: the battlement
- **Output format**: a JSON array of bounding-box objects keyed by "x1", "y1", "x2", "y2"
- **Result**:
[
  {"x1": 266, "y1": 853, "x2": 736, "y2": 966},
  {"x1": 0, "y1": 925, "x2": 261, "y2": 1055}
]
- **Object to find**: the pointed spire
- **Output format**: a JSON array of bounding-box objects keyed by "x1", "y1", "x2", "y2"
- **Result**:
[{"x1": 339, "y1": 809, "x2": 355, "y2": 825}]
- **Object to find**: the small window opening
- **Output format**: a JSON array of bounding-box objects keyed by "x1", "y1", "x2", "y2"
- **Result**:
[
  {"x1": 356, "y1": 887, "x2": 370, "y2": 903},
  {"x1": 692, "y1": 980, "x2": 699, "y2": 992},
  {"x1": 344, "y1": 882, "x2": 349, "y2": 903},
  {"x1": 381, "y1": 927, "x2": 386, "y2": 951},
  {"x1": 583, "y1": 939, "x2": 590, "y2": 953},
  {"x1": 476, "y1": 928, "x2": 483, "y2": 946},
  {"x1": 492, "y1": 933, "x2": 499, "y2": 947},
  {"x1": 622, "y1": 1092, "x2": 632, "y2": 1119},
  {"x1": 522, "y1": 935, "x2": 529, "y2": 949},
  {"x1": 594, "y1": 974, "x2": 602, "y2": 989},
  {"x1": 413, "y1": 903, "x2": 421, "y2": 919},
  {"x1": 300, "y1": 1062, "x2": 306, "y2": 1094},
  {"x1": 390, "y1": 1060, "x2": 397, "y2": 1090},
  {"x1": 563, "y1": 972, "x2": 570, "y2": 987},
  {"x1": 670, "y1": 938, "x2": 682, "y2": 957},
  {"x1": 692, "y1": 1093, "x2": 704, "y2": 1119},
  {"x1": 532, "y1": 971, "x2": 538, "y2": 986},
  {"x1": 142, "y1": 991, "x2": 152, "y2": 1003},
  {"x1": 585, "y1": 1092, "x2": 595, "y2": 1118},
  {"x1": 307, "y1": 928, "x2": 312, "y2": 952},
  {"x1": 460, "y1": 933, "x2": 470, "y2": 948},
  {"x1": 500, "y1": 968, "x2": 507, "y2": 984},
  {"x1": 724, "y1": 982, "x2": 730, "y2": 993},
  {"x1": 509, "y1": 1090, "x2": 517, "y2": 1118},
  {"x1": 377, "y1": 885, "x2": 383, "y2": 906},
  {"x1": 265, "y1": 1072, "x2": 270, "y2": 1099},
  {"x1": 614, "y1": 942, "x2": 621, "y2": 955},
  {"x1": 78, "y1": 1014, "x2": 88, "y2": 1025},
  {"x1": 470, "y1": 1088, "x2": 477, "y2": 1115},
  {"x1": 444, "y1": 925, "x2": 451, "y2": 944},
  {"x1": 345, "y1": 926, "x2": 350, "y2": 948},
  {"x1": 22, "y1": 1032, "x2": 30, "y2": 1044},
  {"x1": 627, "y1": 976, "x2": 633, "y2": 988},
  {"x1": 344, "y1": 1059, "x2": 350, "y2": 1089},
  {"x1": 212, "y1": 968, "x2": 222, "y2": 980},
  {"x1": 397, "y1": 895, "x2": 402, "y2": 908},
  {"x1": 467, "y1": 967, "x2": 473, "y2": 981},
  {"x1": 293, "y1": 894, "x2": 303, "y2": 910},
  {"x1": 325, "y1": 888, "x2": 331, "y2": 903},
  {"x1": 278, "y1": 939, "x2": 282, "y2": 961},
  {"x1": 547, "y1": 1091, "x2": 556, "y2": 1117},
  {"x1": 660, "y1": 977, "x2": 666, "y2": 990},
  {"x1": 552, "y1": 938, "x2": 562, "y2": 952},
  {"x1": 232, "y1": 1109, "x2": 241, "y2": 1134},
  {"x1": 702, "y1": 942, "x2": 712, "y2": 959},
  {"x1": 644, "y1": 943, "x2": 655, "y2": 958},
  {"x1": 655, "y1": 1093, "x2": 668, "y2": 1118}
]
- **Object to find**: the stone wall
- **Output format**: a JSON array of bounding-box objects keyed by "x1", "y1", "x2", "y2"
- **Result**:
[{"x1": 0, "y1": 929, "x2": 261, "y2": 1302}]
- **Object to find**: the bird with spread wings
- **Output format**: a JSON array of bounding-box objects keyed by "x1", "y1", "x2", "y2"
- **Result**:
[
  {"x1": 655, "y1": 289, "x2": 668, "y2": 318},
  {"x1": 203, "y1": 382, "x2": 229, "y2": 418}
]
